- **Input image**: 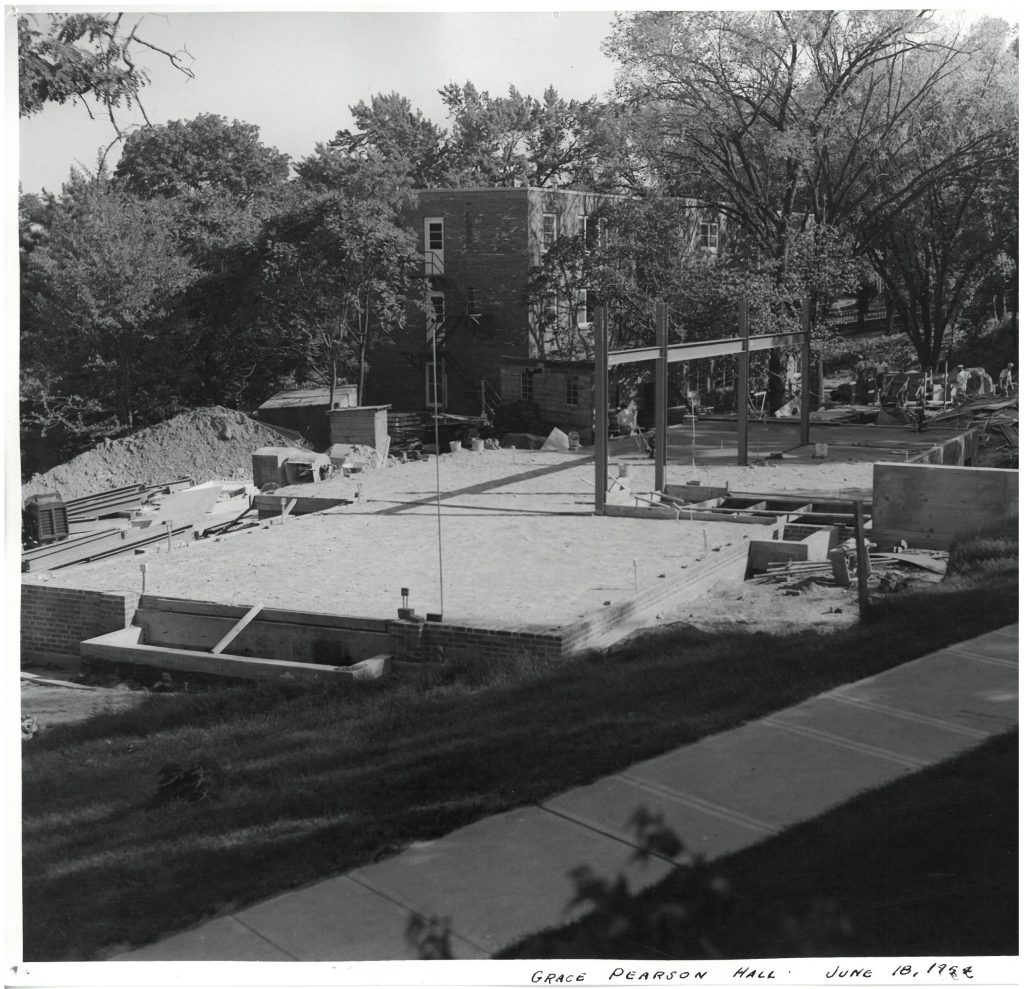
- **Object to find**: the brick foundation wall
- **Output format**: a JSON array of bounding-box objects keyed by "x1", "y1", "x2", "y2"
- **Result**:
[
  {"x1": 21, "y1": 583, "x2": 138, "y2": 664},
  {"x1": 388, "y1": 618, "x2": 563, "y2": 665}
]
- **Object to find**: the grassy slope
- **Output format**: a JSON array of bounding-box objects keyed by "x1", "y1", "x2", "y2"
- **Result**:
[
  {"x1": 500, "y1": 729, "x2": 1019, "y2": 959},
  {"x1": 21, "y1": 522, "x2": 1018, "y2": 960}
]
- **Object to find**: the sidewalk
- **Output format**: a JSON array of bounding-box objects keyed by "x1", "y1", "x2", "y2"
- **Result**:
[{"x1": 116, "y1": 624, "x2": 1018, "y2": 962}]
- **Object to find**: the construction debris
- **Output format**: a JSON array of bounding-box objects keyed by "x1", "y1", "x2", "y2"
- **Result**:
[{"x1": 757, "y1": 547, "x2": 948, "y2": 592}]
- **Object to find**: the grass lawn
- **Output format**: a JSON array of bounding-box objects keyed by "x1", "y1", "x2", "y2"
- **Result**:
[
  {"x1": 21, "y1": 520, "x2": 1018, "y2": 960},
  {"x1": 499, "y1": 729, "x2": 1019, "y2": 959}
]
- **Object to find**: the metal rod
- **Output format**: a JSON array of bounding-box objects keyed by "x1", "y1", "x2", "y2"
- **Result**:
[{"x1": 594, "y1": 307, "x2": 609, "y2": 516}]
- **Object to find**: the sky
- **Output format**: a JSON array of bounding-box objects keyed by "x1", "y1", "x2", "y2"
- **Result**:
[{"x1": 16, "y1": 9, "x2": 622, "y2": 195}]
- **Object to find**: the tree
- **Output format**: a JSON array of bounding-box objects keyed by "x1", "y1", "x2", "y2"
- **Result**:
[
  {"x1": 603, "y1": 10, "x2": 1008, "y2": 395},
  {"x1": 440, "y1": 82, "x2": 610, "y2": 189},
  {"x1": 18, "y1": 13, "x2": 194, "y2": 139},
  {"x1": 23, "y1": 184, "x2": 195, "y2": 430},
  {"x1": 317, "y1": 92, "x2": 454, "y2": 189},
  {"x1": 114, "y1": 114, "x2": 290, "y2": 200},
  {"x1": 856, "y1": 18, "x2": 1018, "y2": 368},
  {"x1": 257, "y1": 188, "x2": 421, "y2": 405}
]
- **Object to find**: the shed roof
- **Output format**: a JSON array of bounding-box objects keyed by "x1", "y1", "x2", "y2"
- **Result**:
[{"x1": 258, "y1": 387, "x2": 353, "y2": 410}]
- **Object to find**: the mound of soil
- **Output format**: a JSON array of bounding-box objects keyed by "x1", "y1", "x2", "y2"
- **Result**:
[{"x1": 21, "y1": 408, "x2": 294, "y2": 502}]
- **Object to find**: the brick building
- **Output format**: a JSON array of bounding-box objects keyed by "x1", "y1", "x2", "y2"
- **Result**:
[{"x1": 362, "y1": 187, "x2": 724, "y2": 420}]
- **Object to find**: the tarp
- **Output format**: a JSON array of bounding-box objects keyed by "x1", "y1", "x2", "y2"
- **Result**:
[
  {"x1": 500, "y1": 432, "x2": 545, "y2": 450},
  {"x1": 540, "y1": 428, "x2": 570, "y2": 452}
]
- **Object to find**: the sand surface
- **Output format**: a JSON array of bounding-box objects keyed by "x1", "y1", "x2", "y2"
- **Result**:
[{"x1": 27, "y1": 449, "x2": 874, "y2": 629}]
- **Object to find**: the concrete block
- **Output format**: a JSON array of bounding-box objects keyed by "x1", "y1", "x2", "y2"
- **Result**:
[
  {"x1": 748, "y1": 538, "x2": 809, "y2": 572},
  {"x1": 872, "y1": 462, "x2": 1018, "y2": 549}
]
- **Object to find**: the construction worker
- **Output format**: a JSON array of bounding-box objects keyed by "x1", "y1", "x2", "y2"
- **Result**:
[
  {"x1": 874, "y1": 358, "x2": 889, "y2": 404},
  {"x1": 954, "y1": 364, "x2": 969, "y2": 401},
  {"x1": 999, "y1": 362, "x2": 1016, "y2": 396},
  {"x1": 854, "y1": 355, "x2": 870, "y2": 404}
]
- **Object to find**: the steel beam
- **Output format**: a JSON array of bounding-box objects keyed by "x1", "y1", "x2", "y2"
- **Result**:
[{"x1": 608, "y1": 330, "x2": 806, "y2": 367}]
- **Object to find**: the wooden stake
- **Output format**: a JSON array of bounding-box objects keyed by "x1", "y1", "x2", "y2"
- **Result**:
[{"x1": 853, "y1": 500, "x2": 871, "y2": 611}]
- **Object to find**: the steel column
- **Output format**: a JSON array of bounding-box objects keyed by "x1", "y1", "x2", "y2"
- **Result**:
[
  {"x1": 737, "y1": 299, "x2": 749, "y2": 467},
  {"x1": 654, "y1": 302, "x2": 668, "y2": 492},
  {"x1": 800, "y1": 297, "x2": 812, "y2": 446}
]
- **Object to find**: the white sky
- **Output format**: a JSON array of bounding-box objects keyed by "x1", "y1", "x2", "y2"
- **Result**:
[{"x1": 16, "y1": 8, "x2": 622, "y2": 195}]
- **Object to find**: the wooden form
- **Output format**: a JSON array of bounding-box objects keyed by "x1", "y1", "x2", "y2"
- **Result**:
[
  {"x1": 594, "y1": 301, "x2": 811, "y2": 514},
  {"x1": 252, "y1": 493, "x2": 351, "y2": 518},
  {"x1": 81, "y1": 627, "x2": 391, "y2": 684}
]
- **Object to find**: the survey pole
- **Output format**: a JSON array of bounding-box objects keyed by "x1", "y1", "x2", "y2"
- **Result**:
[
  {"x1": 594, "y1": 307, "x2": 608, "y2": 516},
  {"x1": 800, "y1": 296, "x2": 812, "y2": 447},
  {"x1": 654, "y1": 302, "x2": 668, "y2": 492},
  {"x1": 737, "y1": 299, "x2": 750, "y2": 466}
]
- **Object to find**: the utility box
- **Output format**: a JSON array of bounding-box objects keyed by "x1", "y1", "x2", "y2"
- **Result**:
[
  {"x1": 23, "y1": 493, "x2": 69, "y2": 545},
  {"x1": 328, "y1": 406, "x2": 390, "y2": 450}
]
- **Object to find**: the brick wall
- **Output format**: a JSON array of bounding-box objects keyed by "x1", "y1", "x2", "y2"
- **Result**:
[
  {"x1": 388, "y1": 618, "x2": 564, "y2": 664},
  {"x1": 365, "y1": 188, "x2": 620, "y2": 417},
  {"x1": 21, "y1": 583, "x2": 138, "y2": 665}
]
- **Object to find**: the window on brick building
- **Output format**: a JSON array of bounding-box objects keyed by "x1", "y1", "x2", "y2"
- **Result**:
[
  {"x1": 521, "y1": 369, "x2": 534, "y2": 401},
  {"x1": 542, "y1": 213, "x2": 557, "y2": 251},
  {"x1": 565, "y1": 375, "x2": 580, "y2": 407},
  {"x1": 426, "y1": 360, "x2": 447, "y2": 408},
  {"x1": 426, "y1": 291, "x2": 445, "y2": 342},
  {"x1": 699, "y1": 221, "x2": 719, "y2": 252},
  {"x1": 576, "y1": 289, "x2": 595, "y2": 327},
  {"x1": 466, "y1": 287, "x2": 480, "y2": 318},
  {"x1": 424, "y1": 217, "x2": 444, "y2": 275}
]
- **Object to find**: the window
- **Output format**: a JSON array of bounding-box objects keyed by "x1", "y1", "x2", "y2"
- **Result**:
[
  {"x1": 425, "y1": 360, "x2": 447, "y2": 408},
  {"x1": 466, "y1": 287, "x2": 479, "y2": 317},
  {"x1": 699, "y1": 221, "x2": 719, "y2": 252},
  {"x1": 426, "y1": 291, "x2": 445, "y2": 342},
  {"x1": 521, "y1": 370, "x2": 534, "y2": 401},
  {"x1": 576, "y1": 289, "x2": 595, "y2": 328},
  {"x1": 542, "y1": 213, "x2": 557, "y2": 251},
  {"x1": 424, "y1": 217, "x2": 444, "y2": 274},
  {"x1": 565, "y1": 375, "x2": 580, "y2": 407},
  {"x1": 578, "y1": 215, "x2": 599, "y2": 252}
]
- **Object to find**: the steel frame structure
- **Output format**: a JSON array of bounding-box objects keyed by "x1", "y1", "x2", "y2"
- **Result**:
[{"x1": 594, "y1": 299, "x2": 812, "y2": 514}]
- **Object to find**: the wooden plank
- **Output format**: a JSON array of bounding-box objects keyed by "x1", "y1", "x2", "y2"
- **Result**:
[
  {"x1": 854, "y1": 500, "x2": 871, "y2": 610},
  {"x1": 211, "y1": 602, "x2": 265, "y2": 655},
  {"x1": 20, "y1": 672, "x2": 98, "y2": 690}
]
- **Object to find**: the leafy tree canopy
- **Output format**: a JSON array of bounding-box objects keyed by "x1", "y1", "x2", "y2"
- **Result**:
[
  {"x1": 114, "y1": 113, "x2": 290, "y2": 200},
  {"x1": 18, "y1": 12, "x2": 194, "y2": 141}
]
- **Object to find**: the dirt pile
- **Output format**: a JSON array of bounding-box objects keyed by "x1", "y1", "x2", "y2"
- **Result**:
[{"x1": 21, "y1": 408, "x2": 294, "y2": 502}]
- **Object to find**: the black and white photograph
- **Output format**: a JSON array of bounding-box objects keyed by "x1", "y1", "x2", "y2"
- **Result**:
[{"x1": 8, "y1": 4, "x2": 1019, "y2": 983}]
